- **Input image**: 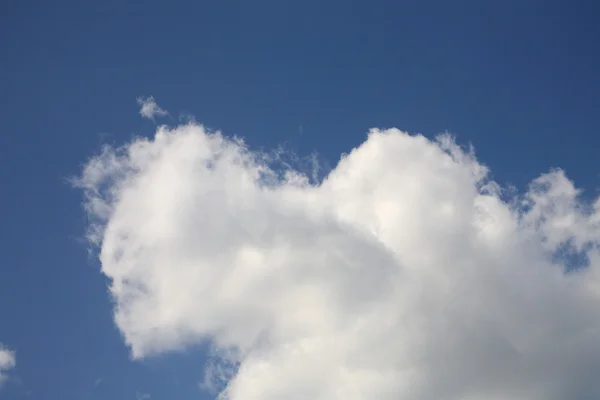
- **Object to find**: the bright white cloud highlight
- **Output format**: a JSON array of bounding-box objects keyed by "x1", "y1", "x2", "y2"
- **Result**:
[
  {"x1": 76, "y1": 122, "x2": 600, "y2": 399},
  {"x1": 0, "y1": 345, "x2": 16, "y2": 387},
  {"x1": 136, "y1": 96, "x2": 168, "y2": 121}
]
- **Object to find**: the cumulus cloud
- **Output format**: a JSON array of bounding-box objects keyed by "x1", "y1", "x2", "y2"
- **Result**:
[
  {"x1": 0, "y1": 345, "x2": 16, "y2": 387},
  {"x1": 75, "y1": 121, "x2": 600, "y2": 399},
  {"x1": 136, "y1": 96, "x2": 168, "y2": 121}
]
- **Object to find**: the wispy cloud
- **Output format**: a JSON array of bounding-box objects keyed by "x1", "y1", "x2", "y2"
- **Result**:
[
  {"x1": 136, "y1": 390, "x2": 150, "y2": 400},
  {"x1": 136, "y1": 96, "x2": 168, "y2": 121},
  {"x1": 0, "y1": 345, "x2": 16, "y2": 388},
  {"x1": 76, "y1": 115, "x2": 600, "y2": 399},
  {"x1": 199, "y1": 347, "x2": 240, "y2": 395}
]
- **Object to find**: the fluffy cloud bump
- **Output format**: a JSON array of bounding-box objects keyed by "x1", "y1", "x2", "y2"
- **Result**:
[
  {"x1": 77, "y1": 122, "x2": 600, "y2": 399},
  {"x1": 136, "y1": 96, "x2": 168, "y2": 121},
  {"x1": 0, "y1": 345, "x2": 16, "y2": 387}
]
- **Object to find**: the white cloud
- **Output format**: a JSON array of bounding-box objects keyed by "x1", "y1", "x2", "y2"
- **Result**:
[
  {"x1": 136, "y1": 96, "x2": 168, "y2": 121},
  {"x1": 0, "y1": 345, "x2": 16, "y2": 387},
  {"x1": 76, "y1": 122, "x2": 600, "y2": 399}
]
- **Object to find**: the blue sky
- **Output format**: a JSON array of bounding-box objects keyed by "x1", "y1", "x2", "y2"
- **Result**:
[{"x1": 2, "y1": 1, "x2": 600, "y2": 399}]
